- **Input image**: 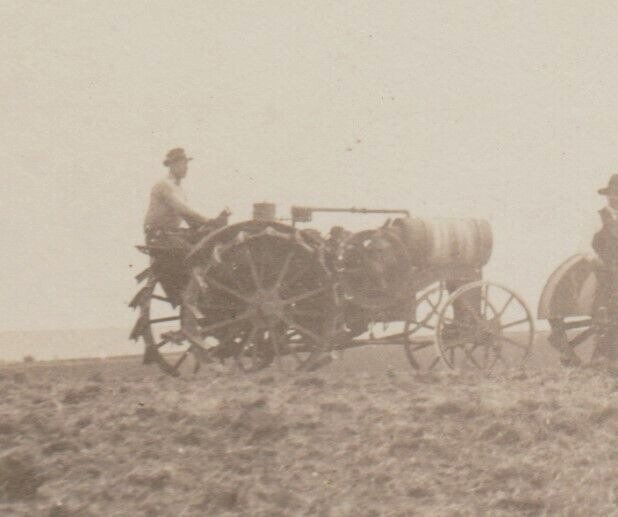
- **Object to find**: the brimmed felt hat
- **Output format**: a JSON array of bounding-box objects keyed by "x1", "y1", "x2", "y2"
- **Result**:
[
  {"x1": 598, "y1": 174, "x2": 618, "y2": 195},
  {"x1": 163, "y1": 148, "x2": 193, "y2": 166}
]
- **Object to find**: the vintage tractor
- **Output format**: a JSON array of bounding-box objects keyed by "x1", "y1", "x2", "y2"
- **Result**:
[{"x1": 129, "y1": 203, "x2": 535, "y2": 376}]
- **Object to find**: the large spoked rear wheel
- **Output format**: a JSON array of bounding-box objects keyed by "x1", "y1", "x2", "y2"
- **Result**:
[
  {"x1": 181, "y1": 225, "x2": 337, "y2": 373},
  {"x1": 435, "y1": 281, "x2": 534, "y2": 372},
  {"x1": 131, "y1": 273, "x2": 207, "y2": 377}
]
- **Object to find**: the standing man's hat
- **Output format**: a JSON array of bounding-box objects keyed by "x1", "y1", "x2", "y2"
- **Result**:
[
  {"x1": 163, "y1": 148, "x2": 193, "y2": 166},
  {"x1": 598, "y1": 174, "x2": 618, "y2": 195}
]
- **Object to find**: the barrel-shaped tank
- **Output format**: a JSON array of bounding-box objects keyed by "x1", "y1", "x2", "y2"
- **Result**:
[{"x1": 393, "y1": 217, "x2": 493, "y2": 268}]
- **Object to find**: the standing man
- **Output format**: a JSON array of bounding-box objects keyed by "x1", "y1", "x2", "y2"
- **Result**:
[
  {"x1": 591, "y1": 174, "x2": 618, "y2": 362},
  {"x1": 592, "y1": 174, "x2": 618, "y2": 265},
  {"x1": 144, "y1": 147, "x2": 228, "y2": 246}
]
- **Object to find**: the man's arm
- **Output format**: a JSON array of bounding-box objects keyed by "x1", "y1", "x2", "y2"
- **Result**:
[{"x1": 158, "y1": 182, "x2": 210, "y2": 227}]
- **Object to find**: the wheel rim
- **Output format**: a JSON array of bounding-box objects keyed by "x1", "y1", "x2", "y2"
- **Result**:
[
  {"x1": 134, "y1": 274, "x2": 205, "y2": 377},
  {"x1": 403, "y1": 283, "x2": 448, "y2": 370},
  {"x1": 436, "y1": 281, "x2": 534, "y2": 371},
  {"x1": 181, "y1": 226, "x2": 337, "y2": 373}
]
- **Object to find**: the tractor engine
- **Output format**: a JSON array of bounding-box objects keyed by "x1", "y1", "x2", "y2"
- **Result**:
[{"x1": 338, "y1": 217, "x2": 493, "y2": 321}]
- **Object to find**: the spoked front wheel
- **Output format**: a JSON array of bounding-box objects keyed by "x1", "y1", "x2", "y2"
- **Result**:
[
  {"x1": 403, "y1": 283, "x2": 449, "y2": 370},
  {"x1": 435, "y1": 281, "x2": 534, "y2": 372}
]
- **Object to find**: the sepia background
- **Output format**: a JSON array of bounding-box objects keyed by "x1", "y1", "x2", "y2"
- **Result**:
[{"x1": 1, "y1": 1, "x2": 617, "y2": 334}]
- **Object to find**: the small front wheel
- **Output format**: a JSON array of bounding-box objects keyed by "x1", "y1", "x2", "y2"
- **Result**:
[
  {"x1": 403, "y1": 283, "x2": 449, "y2": 370},
  {"x1": 435, "y1": 281, "x2": 534, "y2": 371}
]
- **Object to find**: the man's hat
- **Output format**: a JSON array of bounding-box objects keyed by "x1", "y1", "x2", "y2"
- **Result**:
[
  {"x1": 598, "y1": 174, "x2": 618, "y2": 195},
  {"x1": 163, "y1": 148, "x2": 192, "y2": 166}
]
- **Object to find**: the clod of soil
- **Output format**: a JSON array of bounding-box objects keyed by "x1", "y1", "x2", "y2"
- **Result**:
[{"x1": 0, "y1": 450, "x2": 44, "y2": 501}]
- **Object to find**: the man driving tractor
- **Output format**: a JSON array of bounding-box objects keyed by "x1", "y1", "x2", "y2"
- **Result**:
[
  {"x1": 144, "y1": 147, "x2": 229, "y2": 247},
  {"x1": 140, "y1": 148, "x2": 230, "y2": 365}
]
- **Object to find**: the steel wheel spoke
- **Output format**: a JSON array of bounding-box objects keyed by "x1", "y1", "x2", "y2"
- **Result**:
[
  {"x1": 410, "y1": 341, "x2": 432, "y2": 352},
  {"x1": 204, "y1": 275, "x2": 252, "y2": 303},
  {"x1": 279, "y1": 314, "x2": 324, "y2": 346},
  {"x1": 406, "y1": 322, "x2": 422, "y2": 335},
  {"x1": 494, "y1": 334, "x2": 529, "y2": 350},
  {"x1": 481, "y1": 284, "x2": 489, "y2": 319},
  {"x1": 418, "y1": 322, "x2": 435, "y2": 331},
  {"x1": 172, "y1": 351, "x2": 189, "y2": 372},
  {"x1": 416, "y1": 307, "x2": 437, "y2": 326},
  {"x1": 274, "y1": 250, "x2": 296, "y2": 288},
  {"x1": 155, "y1": 339, "x2": 169, "y2": 349},
  {"x1": 254, "y1": 245, "x2": 271, "y2": 288},
  {"x1": 497, "y1": 293, "x2": 515, "y2": 317},
  {"x1": 149, "y1": 316, "x2": 180, "y2": 324},
  {"x1": 428, "y1": 356, "x2": 441, "y2": 370},
  {"x1": 185, "y1": 303, "x2": 204, "y2": 321},
  {"x1": 424, "y1": 296, "x2": 440, "y2": 313},
  {"x1": 242, "y1": 247, "x2": 262, "y2": 290},
  {"x1": 569, "y1": 327, "x2": 595, "y2": 347},
  {"x1": 284, "y1": 286, "x2": 327, "y2": 305},
  {"x1": 198, "y1": 311, "x2": 252, "y2": 335},
  {"x1": 500, "y1": 317, "x2": 531, "y2": 330}
]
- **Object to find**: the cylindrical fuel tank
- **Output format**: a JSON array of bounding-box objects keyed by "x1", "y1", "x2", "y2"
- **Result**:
[
  {"x1": 393, "y1": 217, "x2": 493, "y2": 267},
  {"x1": 252, "y1": 202, "x2": 276, "y2": 222}
]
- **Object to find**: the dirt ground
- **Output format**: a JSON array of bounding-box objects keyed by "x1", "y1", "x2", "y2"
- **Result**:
[{"x1": 0, "y1": 346, "x2": 616, "y2": 516}]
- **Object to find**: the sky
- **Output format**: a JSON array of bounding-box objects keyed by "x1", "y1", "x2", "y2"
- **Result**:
[{"x1": 1, "y1": 1, "x2": 618, "y2": 331}]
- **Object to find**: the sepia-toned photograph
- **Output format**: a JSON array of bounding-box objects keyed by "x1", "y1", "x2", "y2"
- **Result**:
[{"x1": 0, "y1": 2, "x2": 616, "y2": 515}]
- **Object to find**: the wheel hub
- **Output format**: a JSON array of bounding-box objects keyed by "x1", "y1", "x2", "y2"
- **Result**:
[
  {"x1": 251, "y1": 289, "x2": 285, "y2": 319},
  {"x1": 475, "y1": 317, "x2": 501, "y2": 344}
]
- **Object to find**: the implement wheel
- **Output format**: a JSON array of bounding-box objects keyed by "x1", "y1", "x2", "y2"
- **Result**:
[
  {"x1": 548, "y1": 315, "x2": 616, "y2": 367},
  {"x1": 182, "y1": 224, "x2": 337, "y2": 373},
  {"x1": 130, "y1": 273, "x2": 207, "y2": 377}
]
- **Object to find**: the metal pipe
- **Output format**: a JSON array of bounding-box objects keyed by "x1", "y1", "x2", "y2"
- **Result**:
[
  {"x1": 291, "y1": 206, "x2": 410, "y2": 225},
  {"x1": 293, "y1": 206, "x2": 409, "y2": 216}
]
